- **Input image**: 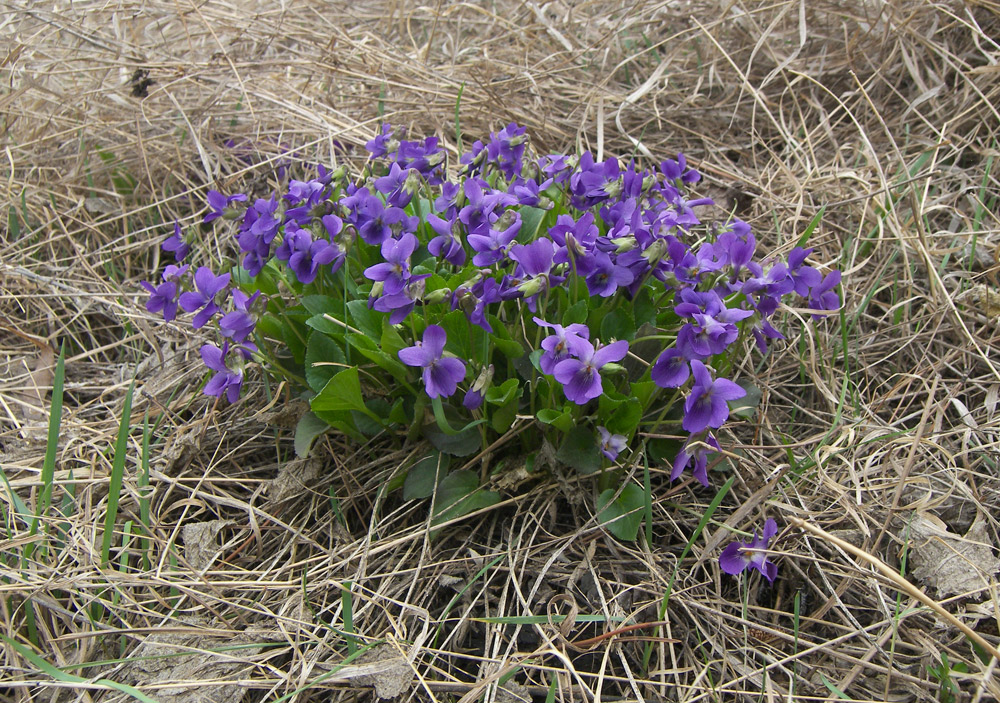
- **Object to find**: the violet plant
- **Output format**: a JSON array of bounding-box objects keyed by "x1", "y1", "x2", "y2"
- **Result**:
[{"x1": 143, "y1": 123, "x2": 840, "y2": 558}]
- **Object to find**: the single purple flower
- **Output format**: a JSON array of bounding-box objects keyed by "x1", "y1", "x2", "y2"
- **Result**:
[
  {"x1": 178, "y1": 266, "x2": 231, "y2": 328},
  {"x1": 682, "y1": 361, "x2": 746, "y2": 433},
  {"x1": 672, "y1": 432, "x2": 721, "y2": 486},
  {"x1": 468, "y1": 214, "x2": 521, "y2": 267},
  {"x1": 553, "y1": 338, "x2": 628, "y2": 405},
  {"x1": 275, "y1": 224, "x2": 342, "y2": 285},
  {"x1": 140, "y1": 264, "x2": 188, "y2": 322},
  {"x1": 426, "y1": 213, "x2": 466, "y2": 266},
  {"x1": 364, "y1": 232, "x2": 419, "y2": 295},
  {"x1": 201, "y1": 342, "x2": 245, "y2": 403},
  {"x1": 534, "y1": 317, "x2": 590, "y2": 374},
  {"x1": 162, "y1": 222, "x2": 190, "y2": 262},
  {"x1": 597, "y1": 426, "x2": 627, "y2": 461},
  {"x1": 719, "y1": 519, "x2": 778, "y2": 583},
  {"x1": 204, "y1": 190, "x2": 248, "y2": 224},
  {"x1": 398, "y1": 325, "x2": 467, "y2": 399},
  {"x1": 366, "y1": 122, "x2": 395, "y2": 158},
  {"x1": 219, "y1": 290, "x2": 261, "y2": 343},
  {"x1": 463, "y1": 365, "x2": 494, "y2": 410},
  {"x1": 585, "y1": 252, "x2": 634, "y2": 297},
  {"x1": 807, "y1": 270, "x2": 841, "y2": 319},
  {"x1": 651, "y1": 348, "x2": 689, "y2": 388}
]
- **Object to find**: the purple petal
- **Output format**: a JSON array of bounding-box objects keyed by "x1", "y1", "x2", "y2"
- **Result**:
[
  {"x1": 398, "y1": 345, "x2": 432, "y2": 368},
  {"x1": 592, "y1": 339, "x2": 628, "y2": 366},
  {"x1": 719, "y1": 543, "x2": 747, "y2": 575},
  {"x1": 422, "y1": 325, "x2": 447, "y2": 358}
]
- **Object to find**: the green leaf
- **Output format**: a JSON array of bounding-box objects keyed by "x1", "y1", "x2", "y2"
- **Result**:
[
  {"x1": 380, "y1": 318, "x2": 407, "y2": 357},
  {"x1": 630, "y1": 380, "x2": 657, "y2": 409},
  {"x1": 491, "y1": 397, "x2": 519, "y2": 433},
  {"x1": 485, "y1": 378, "x2": 520, "y2": 406},
  {"x1": 102, "y1": 382, "x2": 134, "y2": 567},
  {"x1": 345, "y1": 333, "x2": 410, "y2": 383},
  {"x1": 432, "y1": 470, "x2": 500, "y2": 526},
  {"x1": 599, "y1": 307, "x2": 636, "y2": 341},
  {"x1": 311, "y1": 368, "x2": 375, "y2": 421},
  {"x1": 294, "y1": 412, "x2": 329, "y2": 457},
  {"x1": 632, "y1": 288, "x2": 656, "y2": 327},
  {"x1": 1, "y1": 633, "x2": 160, "y2": 703},
  {"x1": 347, "y1": 300, "x2": 383, "y2": 339},
  {"x1": 439, "y1": 310, "x2": 485, "y2": 361},
  {"x1": 556, "y1": 426, "x2": 601, "y2": 474},
  {"x1": 536, "y1": 407, "x2": 574, "y2": 433},
  {"x1": 606, "y1": 397, "x2": 642, "y2": 436},
  {"x1": 403, "y1": 451, "x2": 449, "y2": 500},
  {"x1": 519, "y1": 206, "x2": 547, "y2": 241},
  {"x1": 424, "y1": 421, "x2": 481, "y2": 457},
  {"x1": 596, "y1": 484, "x2": 645, "y2": 541},
  {"x1": 487, "y1": 321, "x2": 525, "y2": 359},
  {"x1": 562, "y1": 300, "x2": 589, "y2": 326},
  {"x1": 305, "y1": 332, "x2": 346, "y2": 393},
  {"x1": 305, "y1": 313, "x2": 347, "y2": 337},
  {"x1": 352, "y1": 397, "x2": 393, "y2": 436},
  {"x1": 728, "y1": 380, "x2": 762, "y2": 419},
  {"x1": 300, "y1": 295, "x2": 342, "y2": 315},
  {"x1": 795, "y1": 207, "x2": 825, "y2": 249}
]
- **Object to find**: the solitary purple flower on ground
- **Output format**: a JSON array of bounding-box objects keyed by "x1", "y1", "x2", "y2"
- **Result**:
[
  {"x1": 179, "y1": 266, "x2": 231, "y2": 328},
  {"x1": 162, "y1": 222, "x2": 190, "y2": 262},
  {"x1": 553, "y1": 338, "x2": 628, "y2": 405},
  {"x1": 597, "y1": 426, "x2": 627, "y2": 461},
  {"x1": 682, "y1": 360, "x2": 746, "y2": 433},
  {"x1": 719, "y1": 519, "x2": 778, "y2": 583},
  {"x1": 398, "y1": 325, "x2": 467, "y2": 399}
]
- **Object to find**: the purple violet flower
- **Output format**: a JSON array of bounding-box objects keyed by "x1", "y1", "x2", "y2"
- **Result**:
[
  {"x1": 553, "y1": 338, "x2": 628, "y2": 405},
  {"x1": 672, "y1": 432, "x2": 721, "y2": 486},
  {"x1": 807, "y1": 270, "x2": 841, "y2": 319},
  {"x1": 719, "y1": 519, "x2": 778, "y2": 583},
  {"x1": 398, "y1": 325, "x2": 467, "y2": 399},
  {"x1": 534, "y1": 317, "x2": 590, "y2": 374},
  {"x1": 586, "y1": 251, "x2": 634, "y2": 297},
  {"x1": 682, "y1": 360, "x2": 746, "y2": 433},
  {"x1": 364, "y1": 232, "x2": 419, "y2": 295},
  {"x1": 201, "y1": 342, "x2": 246, "y2": 403},
  {"x1": 140, "y1": 264, "x2": 188, "y2": 322},
  {"x1": 597, "y1": 426, "x2": 627, "y2": 461},
  {"x1": 204, "y1": 190, "x2": 248, "y2": 224},
  {"x1": 651, "y1": 348, "x2": 690, "y2": 388},
  {"x1": 219, "y1": 290, "x2": 261, "y2": 343},
  {"x1": 426, "y1": 213, "x2": 466, "y2": 266},
  {"x1": 162, "y1": 222, "x2": 190, "y2": 262},
  {"x1": 179, "y1": 266, "x2": 231, "y2": 328},
  {"x1": 275, "y1": 223, "x2": 343, "y2": 285}
]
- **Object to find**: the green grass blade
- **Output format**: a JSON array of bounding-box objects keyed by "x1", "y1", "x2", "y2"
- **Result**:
[
  {"x1": 1, "y1": 634, "x2": 160, "y2": 703},
  {"x1": 102, "y1": 381, "x2": 134, "y2": 567},
  {"x1": 342, "y1": 581, "x2": 358, "y2": 656},
  {"x1": 27, "y1": 344, "x2": 65, "y2": 555}
]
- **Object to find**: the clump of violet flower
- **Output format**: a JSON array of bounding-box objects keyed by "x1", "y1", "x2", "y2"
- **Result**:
[{"x1": 142, "y1": 122, "x2": 841, "y2": 555}]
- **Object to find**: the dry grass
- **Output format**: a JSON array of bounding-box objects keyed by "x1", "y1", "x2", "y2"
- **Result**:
[{"x1": 2, "y1": 0, "x2": 1000, "y2": 701}]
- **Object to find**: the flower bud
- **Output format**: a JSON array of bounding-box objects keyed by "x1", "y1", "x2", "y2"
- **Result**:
[
  {"x1": 517, "y1": 275, "x2": 546, "y2": 298},
  {"x1": 424, "y1": 287, "x2": 452, "y2": 305},
  {"x1": 611, "y1": 235, "x2": 637, "y2": 253},
  {"x1": 642, "y1": 238, "x2": 668, "y2": 265}
]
